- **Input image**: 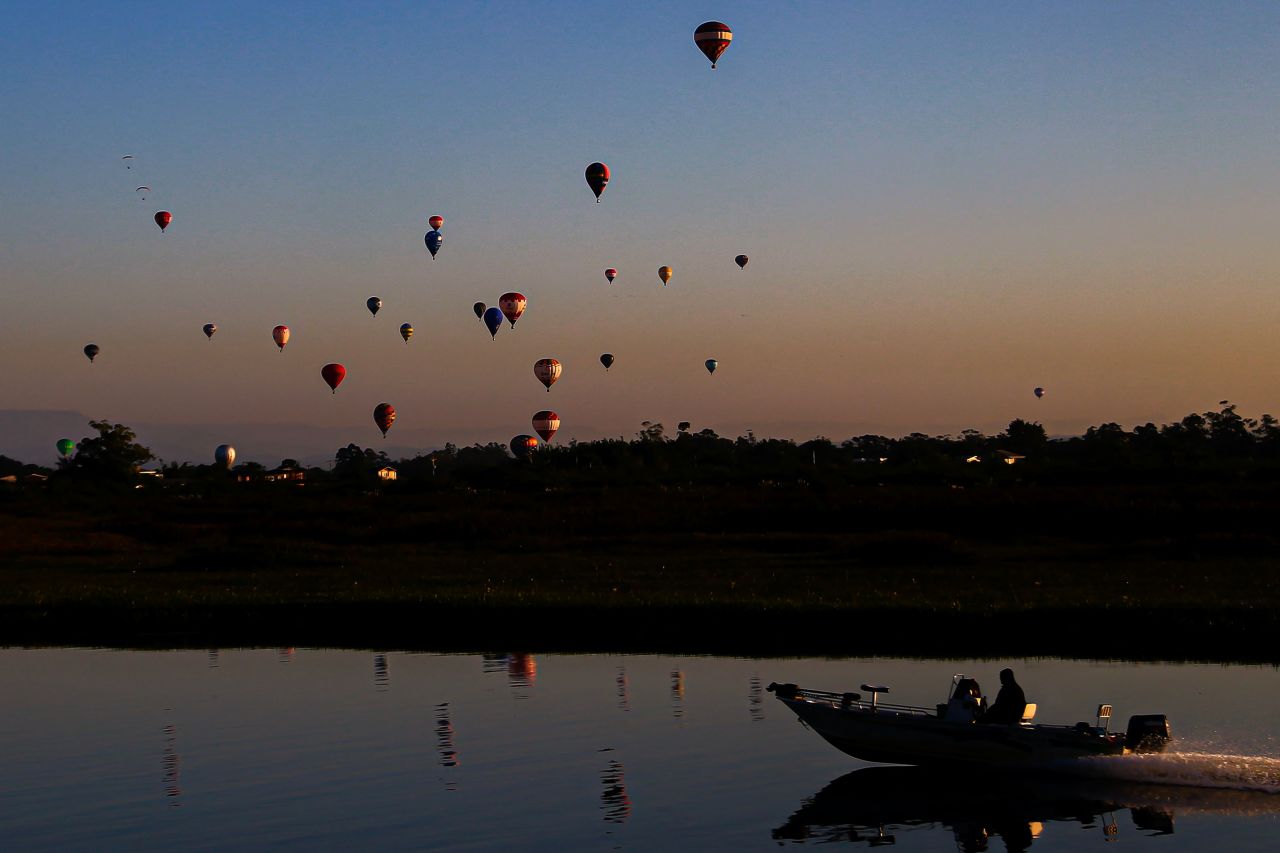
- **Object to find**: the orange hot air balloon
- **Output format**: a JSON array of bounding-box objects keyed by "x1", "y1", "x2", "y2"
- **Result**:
[
  {"x1": 532, "y1": 410, "x2": 560, "y2": 442},
  {"x1": 272, "y1": 325, "x2": 290, "y2": 351},
  {"x1": 499, "y1": 292, "x2": 527, "y2": 327},
  {"x1": 428, "y1": 215, "x2": 444, "y2": 230},
  {"x1": 154, "y1": 211, "x2": 173, "y2": 232},
  {"x1": 374, "y1": 402, "x2": 396, "y2": 437},
  {"x1": 658, "y1": 265, "x2": 673, "y2": 286},
  {"x1": 534, "y1": 358, "x2": 561, "y2": 391},
  {"x1": 694, "y1": 21, "x2": 733, "y2": 69},
  {"x1": 604, "y1": 268, "x2": 617, "y2": 283},
  {"x1": 510, "y1": 434, "x2": 539, "y2": 460},
  {"x1": 585, "y1": 162, "x2": 610, "y2": 201},
  {"x1": 321, "y1": 363, "x2": 346, "y2": 394}
]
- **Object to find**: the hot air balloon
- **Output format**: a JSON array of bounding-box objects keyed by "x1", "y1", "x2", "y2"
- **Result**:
[
  {"x1": 400, "y1": 323, "x2": 414, "y2": 343},
  {"x1": 694, "y1": 21, "x2": 733, "y2": 69},
  {"x1": 534, "y1": 358, "x2": 562, "y2": 391},
  {"x1": 735, "y1": 254, "x2": 748, "y2": 269},
  {"x1": 429, "y1": 215, "x2": 444, "y2": 230},
  {"x1": 154, "y1": 211, "x2": 172, "y2": 232},
  {"x1": 473, "y1": 301, "x2": 486, "y2": 320},
  {"x1": 425, "y1": 229, "x2": 443, "y2": 258},
  {"x1": 482, "y1": 306, "x2": 503, "y2": 339},
  {"x1": 600, "y1": 353, "x2": 614, "y2": 371},
  {"x1": 83, "y1": 344, "x2": 99, "y2": 363},
  {"x1": 203, "y1": 323, "x2": 217, "y2": 339},
  {"x1": 510, "y1": 434, "x2": 539, "y2": 460},
  {"x1": 1034, "y1": 387, "x2": 1045, "y2": 399},
  {"x1": 367, "y1": 296, "x2": 382, "y2": 316},
  {"x1": 321, "y1": 363, "x2": 346, "y2": 394},
  {"x1": 272, "y1": 325, "x2": 290, "y2": 351},
  {"x1": 658, "y1": 265, "x2": 673, "y2": 286},
  {"x1": 499, "y1": 292, "x2": 527, "y2": 327},
  {"x1": 374, "y1": 403, "x2": 396, "y2": 437},
  {"x1": 585, "y1": 162, "x2": 610, "y2": 201},
  {"x1": 56, "y1": 439, "x2": 75, "y2": 458},
  {"x1": 533, "y1": 410, "x2": 560, "y2": 443},
  {"x1": 214, "y1": 444, "x2": 236, "y2": 469},
  {"x1": 605, "y1": 268, "x2": 617, "y2": 283},
  {"x1": 705, "y1": 358, "x2": 718, "y2": 375}
]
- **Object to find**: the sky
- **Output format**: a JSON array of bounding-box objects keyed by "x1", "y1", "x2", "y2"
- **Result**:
[{"x1": 4, "y1": 1, "x2": 1280, "y2": 464}]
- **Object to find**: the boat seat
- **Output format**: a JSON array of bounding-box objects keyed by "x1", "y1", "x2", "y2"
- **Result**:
[
  {"x1": 1021, "y1": 703, "x2": 1037, "y2": 723},
  {"x1": 860, "y1": 684, "x2": 889, "y2": 710}
]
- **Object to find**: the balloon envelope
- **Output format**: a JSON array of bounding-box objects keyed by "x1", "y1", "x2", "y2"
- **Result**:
[
  {"x1": 499, "y1": 292, "x2": 527, "y2": 327},
  {"x1": 1034, "y1": 387, "x2": 1045, "y2": 398},
  {"x1": 600, "y1": 353, "x2": 614, "y2": 370},
  {"x1": 735, "y1": 254, "x2": 748, "y2": 269},
  {"x1": 604, "y1": 268, "x2": 617, "y2": 283},
  {"x1": 272, "y1": 325, "x2": 290, "y2": 351},
  {"x1": 482, "y1": 307, "x2": 503, "y2": 339},
  {"x1": 510, "y1": 434, "x2": 539, "y2": 460},
  {"x1": 56, "y1": 439, "x2": 75, "y2": 457},
  {"x1": 203, "y1": 323, "x2": 217, "y2": 339},
  {"x1": 374, "y1": 403, "x2": 396, "y2": 437},
  {"x1": 694, "y1": 21, "x2": 733, "y2": 68},
  {"x1": 154, "y1": 211, "x2": 172, "y2": 231},
  {"x1": 428, "y1": 215, "x2": 444, "y2": 230},
  {"x1": 705, "y1": 358, "x2": 718, "y2": 375},
  {"x1": 473, "y1": 301, "x2": 486, "y2": 319},
  {"x1": 532, "y1": 410, "x2": 560, "y2": 443},
  {"x1": 534, "y1": 358, "x2": 562, "y2": 391},
  {"x1": 321, "y1": 363, "x2": 346, "y2": 393},
  {"x1": 400, "y1": 323, "x2": 414, "y2": 342},
  {"x1": 425, "y1": 229, "x2": 443, "y2": 258},
  {"x1": 585, "y1": 162, "x2": 610, "y2": 200},
  {"x1": 367, "y1": 297, "x2": 382, "y2": 316},
  {"x1": 658, "y1": 265, "x2": 673, "y2": 286},
  {"x1": 214, "y1": 444, "x2": 236, "y2": 469},
  {"x1": 83, "y1": 344, "x2": 99, "y2": 362}
]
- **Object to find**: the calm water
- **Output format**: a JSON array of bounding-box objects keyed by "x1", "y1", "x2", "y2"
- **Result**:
[{"x1": 1, "y1": 650, "x2": 1277, "y2": 851}]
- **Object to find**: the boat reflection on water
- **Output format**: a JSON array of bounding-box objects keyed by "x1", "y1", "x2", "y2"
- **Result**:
[{"x1": 773, "y1": 765, "x2": 1280, "y2": 849}]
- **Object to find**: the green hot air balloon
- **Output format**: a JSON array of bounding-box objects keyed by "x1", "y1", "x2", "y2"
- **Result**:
[{"x1": 56, "y1": 438, "x2": 75, "y2": 458}]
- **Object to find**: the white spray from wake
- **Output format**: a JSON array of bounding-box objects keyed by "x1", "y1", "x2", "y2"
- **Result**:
[{"x1": 1068, "y1": 750, "x2": 1280, "y2": 796}]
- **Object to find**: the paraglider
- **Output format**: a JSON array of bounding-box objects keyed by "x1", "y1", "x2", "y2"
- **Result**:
[
  {"x1": 429, "y1": 215, "x2": 444, "y2": 231},
  {"x1": 658, "y1": 265, "x2": 673, "y2": 286},
  {"x1": 203, "y1": 323, "x2": 217, "y2": 339},
  {"x1": 425, "y1": 229, "x2": 443, "y2": 259},
  {"x1": 367, "y1": 296, "x2": 382, "y2": 316},
  {"x1": 499, "y1": 292, "x2": 527, "y2": 327},
  {"x1": 473, "y1": 301, "x2": 486, "y2": 320},
  {"x1": 374, "y1": 402, "x2": 397, "y2": 437},
  {"x1": 534, "y1": 358, "x2": 561, "y2": 391},
  {"x1": 510, "y1": 434, "x2": 539, "y2": 460},
  {"x1": 83, "y1": 344, "x2": 99, "y2": 363},
  {"x1": 585, "y1": 162, "x2": 610, "y2": 201},
  {"x1": 121, "y1": 155, "x2": 134, "y2": 170},
  {"x1": 272, "y1": 325, "x2": 290, "y2": 352},
  {"x1": 400, "y1": 323, "x2": 414, "y2": 343},
  {"x1": 56, "y1": 439, "x2": 75, "y2": 458},
  {"x1": 533, "y1": 410, "x2": 560, "y2": 443},
  {"x1": 705, "y1": 358, "x2": 718, "y2": 375},
  {"x1": 1034, "y1": 387, "x2": 1045, "y2": 399},
  {"x1": 694, "y1": 21, "x2": 733, "y2": 69},
  {"x1": 600, "y1": 353, "x2": 614, "y2": 371},
  {"x1": 604, "y1": 268, "x2": 617, "y2": 283},
  {"x1": 321, "y1": 363, "x2": 346, "y2": 394},
  {"x1": 735, "y1": 254, "x2": 748, "y2": 269},
  {"x1": 135, "y1": 186, "x2": 151, "y2": 200},
  {"x1": 154, "y1": 211, "x2": 172, "y2": 232},
  {"x1": 214, "y1": 445, "x2": 236, "y2": 469},
  {"x1": 482, "y1": 306, "x2": 503, "y2": 339}
]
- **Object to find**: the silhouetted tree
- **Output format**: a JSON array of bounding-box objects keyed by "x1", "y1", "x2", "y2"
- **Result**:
[{"x1": 58, "y1": 421, "x2": 154, "y2": 481}]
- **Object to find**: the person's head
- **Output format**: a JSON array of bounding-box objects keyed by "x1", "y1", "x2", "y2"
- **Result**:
[{"x1": 1000, "y1": 668, "x2": 1015, "y2": 685}]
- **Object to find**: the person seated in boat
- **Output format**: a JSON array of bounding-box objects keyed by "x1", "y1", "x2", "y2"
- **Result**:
[
  {"x1": 944, "y1": 677, "x2": 984, "y2": 722},
  {"x1": 978, "y1": 668, "x2": 1027, "y2": 725}
]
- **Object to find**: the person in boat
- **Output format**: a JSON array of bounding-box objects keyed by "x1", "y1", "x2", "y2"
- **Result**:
[
  {"x1": 944, "y1": 677, "x2": 984, "y2": 722},
  {"x1": 978, "y1": 668, "x2": 1027, "y2": 725}
]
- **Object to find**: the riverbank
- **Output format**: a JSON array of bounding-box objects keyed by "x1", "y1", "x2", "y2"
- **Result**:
[{"x1": 3, "y1": 482, "x2": 1278, "y2": 660}]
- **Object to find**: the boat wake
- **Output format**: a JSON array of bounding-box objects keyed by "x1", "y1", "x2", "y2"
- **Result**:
[{"x1": 1065, "y1": 751, "x2": 1280, "y2": 797}]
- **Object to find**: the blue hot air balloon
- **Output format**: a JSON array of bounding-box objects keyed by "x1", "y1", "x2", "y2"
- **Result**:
[
  {"x1": 705, "y1": 359, "x2": 718, "y2": 375},
  {"x1": 425, "y1": 229, "x2": 443, "y2": 259},
  {"x1": 483, "y1": 306, "x2": 504, "y2": 339}
]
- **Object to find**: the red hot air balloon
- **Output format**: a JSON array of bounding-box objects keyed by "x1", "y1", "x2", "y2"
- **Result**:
[
  {"x1": 532, "y1": 410, "x2": 560, "y2": 443},
  {"x1": 694, "y1": 21, "x2": 733, "y2": 69},
  {"x1": 604, "y1": 268, "x2": 617, "y2": 283},
  {"x1": 499, "y1": 292, "x2": 527, "y2": 327},
  {"x1": 321, "y1": 363, "x2": 346, "y2": 394},
  {"x1": 154, "y1": 211, "x2": 173, "y2": 232},
  {"x1": 534, "y1": 358, "x2": 561, "y2": 391},
  {"x1": 429, "y1": 215, "x2": 444, "y2": 230},
  {"x1": 374, "y1": 403, "x2": 396, "y2": 437},
  {"x1": 585, "y1": 162, "x2": 610, "y2": 201},
  {"x1": 272, "y1": 325, "x2": 290, "y2": 351}
]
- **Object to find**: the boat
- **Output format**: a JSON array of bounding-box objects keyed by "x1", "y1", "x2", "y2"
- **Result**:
[{"x1": 768, "y1": 675, "x2": 1171, "y2": 768}]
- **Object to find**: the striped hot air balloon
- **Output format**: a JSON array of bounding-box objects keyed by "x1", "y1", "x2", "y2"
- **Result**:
[
  {"x1": 532, "y1": 410, "x2": 560, "y2": 443},
  {"x1": 499, "y1": 292, "x2": 527, "y2": 327},
  {"x1": 534, "y1": 358, "x2": 561, "y2": 391},
  {"x1": 694, "y1": 21, "x2": 733, "y2": 69},
  {"x1": 374, "y1": 403, "x2": 397, "y2": 437}
]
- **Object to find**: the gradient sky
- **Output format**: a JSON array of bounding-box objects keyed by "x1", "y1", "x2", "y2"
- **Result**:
[{"x1": 4, "y1": 2, "x2": 1280, "y2": 462}]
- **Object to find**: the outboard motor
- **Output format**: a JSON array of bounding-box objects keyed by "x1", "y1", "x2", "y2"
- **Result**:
[{"x1": 1125, "y1": 714, "x2": 1172, "y2": 753}]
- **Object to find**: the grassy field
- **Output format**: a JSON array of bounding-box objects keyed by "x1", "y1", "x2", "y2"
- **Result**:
[{"x1": 2, "y1": 481, "x2": 1278, "y2": 660}]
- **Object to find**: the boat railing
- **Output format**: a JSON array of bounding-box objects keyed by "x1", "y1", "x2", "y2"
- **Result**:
[{"x1": 779, "y1": 686, "x2": 934, "y2": 717}]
